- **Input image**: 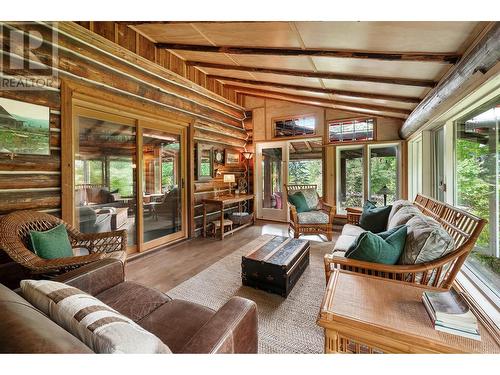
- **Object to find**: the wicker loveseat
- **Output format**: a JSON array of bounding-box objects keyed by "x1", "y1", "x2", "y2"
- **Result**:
[
  {"x1": 0, "y1": 210, "x2": 127, "y2": 275},
  {"x1": 286, "y1": 184, "x2": 335, "y2": 241},
  {"x1": 324, "y1": 194, "x2": 486, "y2": 290}
]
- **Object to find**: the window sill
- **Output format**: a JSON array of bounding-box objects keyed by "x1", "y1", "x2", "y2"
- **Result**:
[{"x1": 454, "y1": 270, "x2": 500, "y2": 340}]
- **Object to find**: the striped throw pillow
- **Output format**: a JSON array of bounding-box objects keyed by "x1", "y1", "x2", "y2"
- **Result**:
[{"x1": 20, "y1": 280, "x2": 171, "y2": 354}]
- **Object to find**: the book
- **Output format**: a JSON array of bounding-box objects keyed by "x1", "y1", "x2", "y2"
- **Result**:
[
  {"x1": 422, "y1": 289, "x2": 480, "y2": 340},
  {"x1": 423, "y1": 289, "x2": 477, "y2": 326}
]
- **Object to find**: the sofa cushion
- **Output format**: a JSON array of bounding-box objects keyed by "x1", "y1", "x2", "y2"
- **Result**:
[
  {"x1": 345, "y1": 225, "x2": 407, "y2": 265},
  {"x1": 297, "y1": 210, "x2": 329, "y2": 224},
  {"x1": 0, "y1": 284, "x2": 93, "y2": 353},
  {"x1": 95, "y1": 281, "x2": 170, "y2": 322},
  {"x1": 399, "y1": 215, "x2": 455, "y2": 265},
  {"x1": 387, "y1": 205, "x2": 421, "y2": 230},
  {"x1": 345, "y1": 224, "x2": 407, "y2": 257},
  {"x1": 341, "y1": 223, "x2": 366, "y2": 237},
  {"x1": 29, "y1": 224, "x2": 73, "y2": 259},
  {"x1": 388, "y1": 200, "x2": 413, "y2": 223},
  {"x1": 288, "y1": 191, "x2": 309, "y2": 213},
  {"x1": 359, "y1": 201, "x2": 392, "y2": 233},
  {"x1": 20, "y1": 280, "x2": 171, "y2": 354},
  {"x1": 333, "y1": 234, "x2": 357, "y2": 252},
  {"x1": 138, "y1": 299, "x2": 215, "y2": 353}
]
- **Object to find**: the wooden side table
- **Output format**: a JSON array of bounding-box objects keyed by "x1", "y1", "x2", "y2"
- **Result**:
[{"x1": 317, "y1": 270, "x2": 500, "y2": 354}]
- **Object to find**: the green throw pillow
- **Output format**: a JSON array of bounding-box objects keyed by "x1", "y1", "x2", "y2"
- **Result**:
[
  {"x1": 345, "y1": 224, "x2": 406, "y2": 257},
  {"x1": 346, "y1": 225, "x2": 407, "y2": 265},
  {"x1": 288, "y1": 191, "x2": 309, "y2": 213},
  {"x1": 29, "y1": 224, "x2": 73, "y2": 260},
  {"x1": 359, "y1": 200, "x2": 392, "y2": 233}
]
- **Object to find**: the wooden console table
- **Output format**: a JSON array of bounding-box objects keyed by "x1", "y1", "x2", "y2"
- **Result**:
[
  {"x1": 202, "y1": 194, "x2": 255, "y2": 240},
  {"x1": 317, "y1": 270, "x2": 500, "y2": 354}
]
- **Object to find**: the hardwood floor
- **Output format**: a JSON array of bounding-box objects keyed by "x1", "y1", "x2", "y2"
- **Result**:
[{"x1": 126, "y1": 220, "x2": 341, "y2": 292}]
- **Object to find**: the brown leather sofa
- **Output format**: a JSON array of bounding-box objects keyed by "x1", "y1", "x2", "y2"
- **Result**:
[{"x1": 0, "y1": 259, "x2": 258, "y2": 353}]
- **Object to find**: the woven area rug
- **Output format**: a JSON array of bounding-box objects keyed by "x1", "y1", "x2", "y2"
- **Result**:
[{"x1": 167, "y1": 234, "x2": 332, "y2": 354}]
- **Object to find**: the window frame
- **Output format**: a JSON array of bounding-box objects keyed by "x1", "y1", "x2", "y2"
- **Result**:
[
  {"x1": 327, "y1": 116, "x2": 377, "y2": 144},
  {"x1": 271, "y1": 113, "x2": 317, "y2": 140}
]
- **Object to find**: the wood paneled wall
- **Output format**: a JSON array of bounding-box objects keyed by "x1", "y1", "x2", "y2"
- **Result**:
[{"x1": 0, "y1": 22, "x2": 248, "y2": 279}]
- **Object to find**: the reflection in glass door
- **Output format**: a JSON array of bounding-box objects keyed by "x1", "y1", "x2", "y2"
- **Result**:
[
  {"x1": 74, "y1": 113, "x2": 137, "y2": 246},
  {"x1": 141, "y1": 128, "x2": 183, "y2": 246},
  {"x1": 255, "y1": 142, "x2": 288, "y2": 221},
  {"x1": 336, "y1": 146, "x2": 365, "y2": 214}
]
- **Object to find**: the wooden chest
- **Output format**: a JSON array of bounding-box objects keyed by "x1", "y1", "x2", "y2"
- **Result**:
[{"x1": 241, "y1": 236, "x2": 310, "y2": 297}]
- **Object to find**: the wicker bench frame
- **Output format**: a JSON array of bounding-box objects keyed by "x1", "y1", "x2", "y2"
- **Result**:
[
  {"x1": 324, "y1": 194, "x2": 486, "y2": 290},
  {"x1": 0, "y1": 210, "x2": 127, "y2": 275},
  {"x1": 286, "y1": 184, "x2": 335, "y2": 241}
]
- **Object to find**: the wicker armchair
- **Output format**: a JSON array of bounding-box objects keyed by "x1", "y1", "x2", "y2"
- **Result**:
[
  {"x1": 324, "y1": 195, "x2": 486, "y2": 290},
  {"x1": 0, "y1": 210, "x2": 127, "y2": 275},
  {"x1": 286, "y1": 184, "x2": 335, "y2": 241}
]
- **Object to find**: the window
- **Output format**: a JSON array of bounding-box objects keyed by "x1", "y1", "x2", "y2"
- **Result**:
[
  {"x1": 368, "y1": 145, "x2": 399, "y2": 205},
  {"x1": 288, "y1": 139, "x2": 323, "y2": 196},
  {"x1": 336, "y1": 146, "x2": 365, "y2": 214},
  {"x1": 329, "y1": 118, "x2": 374, "y2": 143},
  {"x1": 273, "y1": 115, "x2": 316, "y2": 138},
  {"x1": 455, "y1": 100, "x2": 500, "y2": 300}
]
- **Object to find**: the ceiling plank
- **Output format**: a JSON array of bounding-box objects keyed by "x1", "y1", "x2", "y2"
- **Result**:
[
  {"x1": 212, "y1": 76, "x2": 421, "y2": 104},
  {"x1": 187, "y1": 61, "x2": 436, "y2": 88},
  {"x1": 228, "y1": 85, "x2": 410, "y2": 117},
  {"x1": 304, "y1": 141, "x2": 312, "y2": 151},
  {"x1": 156, "y1": 43, "x2": 460, "y2": 64}
]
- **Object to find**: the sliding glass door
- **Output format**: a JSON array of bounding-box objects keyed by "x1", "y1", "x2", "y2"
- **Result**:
[
  {"x1": 74, "y1": 111, "x2": 138, "y2": 246},
  {"x1": 336, "y1": 143, "x2": 401, "y2": 215},
  {"x1": 73, "y1": 106, "x2": 186, "y2": 253},
  {"x1": 368, "y1": 144, "x2": 399, "y2": 206},
  {"x1": 336, "y1": 146, "x2": 365, "y2": 215},
  {"x1": 141, "y1": 127, "x2": 184, "y2": 249}
]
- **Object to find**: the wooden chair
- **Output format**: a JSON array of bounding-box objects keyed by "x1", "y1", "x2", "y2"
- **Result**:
[
  {"x1": 0, "y1": 210, "x2": 127, "y2": 275},
  {"x1": 324, "y1": 194, "x2": 487, "y2": 290},
  {"x1": 286, "y1": 184, "x2": 335, "y2": 241}
]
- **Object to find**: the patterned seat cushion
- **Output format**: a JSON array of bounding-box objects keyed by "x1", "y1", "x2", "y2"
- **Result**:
[
  {"x1": 297, "y1": 210, "x2": 329, "y2": 224},
  {"x1": 20, "y1": 280, "x2": 171, "y2": 354},
  {"x1": 290, "y1": 188, "x2": 320, "y2": 211},
  {"x1": 399, "y1": 215, "x2": 455, "y2": 265}
]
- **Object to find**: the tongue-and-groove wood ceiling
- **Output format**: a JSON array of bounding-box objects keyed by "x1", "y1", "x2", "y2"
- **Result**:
[{"x1": 129, "y1": 21, "x2": 487, "y2": 120}]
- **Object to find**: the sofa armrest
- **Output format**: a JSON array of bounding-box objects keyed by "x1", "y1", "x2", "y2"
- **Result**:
[
  {"x1": 180, "y1": 296, "x2": 258, "y2": 354},
  {"x1": 54, "y1": 258, "x2": 125, "y2": 296},
  {"x1": 346, "y1": 207, "x2": 362, "y2": 225}
]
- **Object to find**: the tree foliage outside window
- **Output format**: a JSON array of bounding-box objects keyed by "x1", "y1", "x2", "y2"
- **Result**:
[
  {"x1": 162, "y1": 160, "x2": 174, "y2": 190},
  {"x1": 288, "y1": 159, "x2": 323, "y2": 196},
  {"x1": 109, "y1": 160, "x2": 134, "y2": 197}
]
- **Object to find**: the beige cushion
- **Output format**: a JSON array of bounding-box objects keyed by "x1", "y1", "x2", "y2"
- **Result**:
[
  {"x1": 331, "y1": 250, "x2": 346, "y2": 258},
  {"x1": 388, "y1": 200, "x2": 413, "y2": 223},
  {"x1": 297, "y1": 210, "x2": 329, "y2": 224},
  {"x1": 387, "y1": 205, "x2": 421, "y2": 230},
  {"x1": 399, "y1": 215, "x2": 455, "y2": 265},
  {"x1": 20, "y1": 280, "x2": 171, "y2": 354},
  {"x1": 341, "y1": 224, "x2": 366, "y2": 237},
  {"x1": 333, "y1": 234, "x2": 357, "y2": 252}
]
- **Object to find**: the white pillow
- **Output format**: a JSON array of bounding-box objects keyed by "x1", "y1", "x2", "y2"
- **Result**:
[{"x1": 20, "y1": 280, "x2": 171, "y2": 354}]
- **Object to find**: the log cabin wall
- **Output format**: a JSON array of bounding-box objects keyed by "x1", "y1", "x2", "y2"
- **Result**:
[{"x1": 0, "y1": 21, "x2": 248, "y2": 284}]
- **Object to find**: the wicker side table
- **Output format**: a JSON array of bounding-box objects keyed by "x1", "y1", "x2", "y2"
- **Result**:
[{"x1": 317, "y1": 270, "x2": 500, "y2": 354}]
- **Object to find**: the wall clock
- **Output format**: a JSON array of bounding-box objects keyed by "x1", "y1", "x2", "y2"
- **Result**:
[{"x1": 214, "y1": 149, "x2": 224, "y2": 164}]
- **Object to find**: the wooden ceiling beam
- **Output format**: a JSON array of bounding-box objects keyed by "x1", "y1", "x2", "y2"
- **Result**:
[
  {"x1": 227, "y1": 85, "x2": 410, "y2": 118},
  {"x1": 156, "y1": 43, "x2": 460, "y2": 64},
  {"x1": 213, "y1": 76, "x2": 421, "y2": 104},
  {"x1": 187, "y1": 61, "x2": 436, "y2": 88}
]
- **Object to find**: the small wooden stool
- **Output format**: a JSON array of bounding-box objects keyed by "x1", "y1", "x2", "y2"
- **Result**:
[{"x1": 211, "y1": 219, "x2": 233, "y2": 237}]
